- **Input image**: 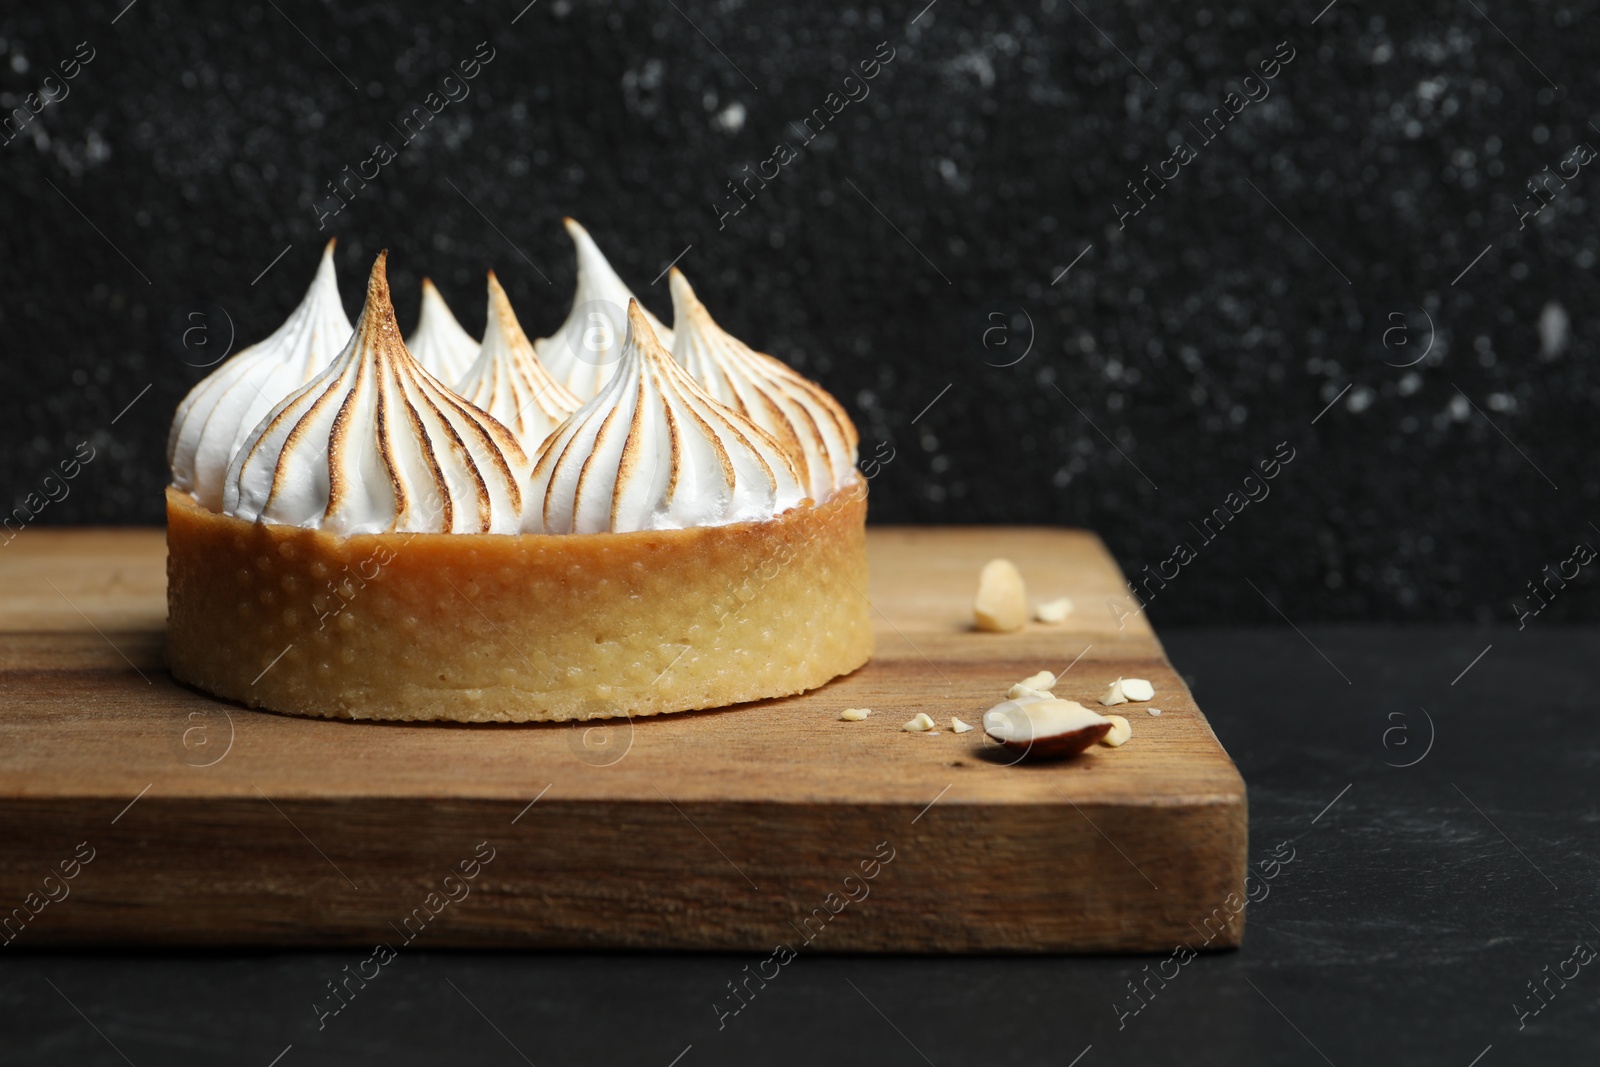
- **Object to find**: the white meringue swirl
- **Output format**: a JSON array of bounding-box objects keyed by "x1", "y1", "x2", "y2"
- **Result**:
[
  {"x1": 406, "y1": 277, "x2": 480, "y2": 386},
  {"x1": 455, "y1": 271, "x2": 581, "y2": 455},
  {"x1": 534, "y1": 217, "x2": 673, "y2": 400},
  {"x1": 522, "y1": 300, "x2": 804, "y2": 534},
  {"x1": 224, "y1": 252, "x2": 530, "y2": 535},
  {"x1": 167, "y1": 239, "x2": 352, "y2": 511},
  {"x1": 668, "y1": 269, "x2": 859, "y2": 501}
]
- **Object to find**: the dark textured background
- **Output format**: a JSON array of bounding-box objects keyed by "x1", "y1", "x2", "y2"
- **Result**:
[{"x1": 3, "y1": 0, "x2": 1597, "y2": 624}]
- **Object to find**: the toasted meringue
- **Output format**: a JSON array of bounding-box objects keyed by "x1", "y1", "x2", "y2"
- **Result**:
[
  {"x1": 224, "y1": 252, "x2": 530, "y2": 535},
  {"x1": 523, "y1": 300, "x2": 805, "y2": 534},
  {"x1": 167, "y1": 239, "x2": 352, "y2": 511},
  {"x1": 406, "y1": 278, "x2": 481, "y2": 385},
  {"x1": 668, "y1": 269, "x2": 859, "y2": 501},
  {"x1": 535, "y1": 218, "x2": 673, "y2": 399},
  {"x1": 454, "y1": 272, "x2": 581, "y2": 455}
]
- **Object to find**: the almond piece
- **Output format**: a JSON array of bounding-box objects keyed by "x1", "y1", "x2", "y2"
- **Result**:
[
  {"x1": 840, "y1": 708, "x2": 872, "y2": 721},
  {"x1": 1035, "y1": 597, "x2": 1074, "y2": 623},
  {"x1": 951, "y1": 717, "x2": 974, "y2": 733},
  {"x1": 1100, "y1": 714, "x2": 1132, "y2": 747},
  {"x1": 902, "y1": 712, "x2": 936, "y2": 732},
  {"x1": 982, "y1": 698, "x2": 1112, "y2": 760},
  {"x1": 974, "y1": 559, "x2": 1028, "y2": 633},
  {"x1": 1120, "y1": 678, "x2": 1155, "y2": 701},
  {"x1": 1099, "y1": 678, "x2": 1129, "y2": 706},
  {"x1": 1007, "y1": 670, "x2": 1057, "y2": 702}
]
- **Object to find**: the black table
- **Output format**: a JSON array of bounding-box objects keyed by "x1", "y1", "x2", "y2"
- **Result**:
[{"x1": 3, "y1": 626, "x2": 1592, "y2": 1065}]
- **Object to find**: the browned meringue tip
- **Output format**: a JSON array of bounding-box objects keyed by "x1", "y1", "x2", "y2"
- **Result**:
[
  {"x1": 420, "y1": 275, "x2": 438, "y2": 294},
  {"x1": 562, "y1": 216, "x2": 587, "y2": 239},
  {"x1": 667, "y1": 268, "x2": 707, "y2": 320},
  {"x1": 485, "y1": 270, "x2": 527, "y2": 341},
  {"x1": 367, "y1": 251, "x2": 390, "y2": 296},
  {"x1": 322, "y1": 237, "x2": 338, "y2": 256},
  {"x1": 625, "y1": 298, "x2": 667, "y2": 354},
  {"x1": 359, "y1": 251, "x2": 404, "y2": 339}
]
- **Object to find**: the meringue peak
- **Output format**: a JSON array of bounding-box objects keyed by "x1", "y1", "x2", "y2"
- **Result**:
[
  {"x1": 623, "y1": 298, "x2": 667, "y2": 364},
  {"x1": 407, "y1": 275, "x2": 481, "y2": 386},
  {"x1": 485, "y1": 270, "x2": 530, "y2": 348},
  {"x1": 523, "y1": 298, "x2": 805, "y2": 534},
  {"x1": 534, "y1": 218, "x2": 673, "y2": 400},
  {"x1": 167, "y1": 238, "x2": 352, "y2": 510},
  {"x1": 225, "y1": 253, "x2": 531, "y2": 535},
  {"x1": 668, "y1": 268, "x2": 859, "y2": 501},
  {"x1": 367, "y1": 250, "x2": 395, "y2": 315},
  {"x1": 455, "y1": 271, "x2": 581, "y2": 454}
]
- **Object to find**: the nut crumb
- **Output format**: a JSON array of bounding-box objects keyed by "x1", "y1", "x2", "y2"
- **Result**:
[
  {"x1": 1100, "y1": 714, "x2": 1132, "y2": 747},
  {"x1": 1034, "y1": 597, "x2": 1074, "y2": 623},
  {"x1": 951, "y1": 716, "x2": 974, "y2": 733},
  {"x1": 1147, "y1": 707, "x2": 1162, "y2": 716},
  {"x1": 1007, "y1": 684, "x2": 1054, "y2": 701},
  {"x1": 840, "y1": 708, "x2": 872, "y2": 721},
  {"x1": 902, "y1": 712, "x2": 936, "y2": 732},
  {"x1": 1017, "y1": 670, "x2": 1056, "y2": 690}
]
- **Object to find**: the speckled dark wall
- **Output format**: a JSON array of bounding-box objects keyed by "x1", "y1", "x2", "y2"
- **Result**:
[{"x1": 2, "y1": 0, "x2": 1597, "y2": 625}]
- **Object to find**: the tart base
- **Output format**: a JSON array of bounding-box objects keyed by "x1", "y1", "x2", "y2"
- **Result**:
[{"x1": 165, "y1": 482, "x2": 871, "y2": 722}]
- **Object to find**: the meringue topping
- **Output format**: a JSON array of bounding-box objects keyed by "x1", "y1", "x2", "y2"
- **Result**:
[
  {"x1": 406, "y1": 277, "x2": 481, "y2": 386},
  {"x1": 668, "y1": 269, "x2": 859, "y2": 501},
  {"x1": 523, "y1": 300, "x2": 805, "y2": 534},
  {"x1": 167, "y1": 239, "x2": 352, "y2": 511},
  {"x1": 534, "y1": 218, "x2": 673, "y2": 400},
  {"x1": 224, "y1": 252, "x2": 531, "y2": 535},
  {"x1": 455, "y1": 271, "x2": 581, "y2": 454}
]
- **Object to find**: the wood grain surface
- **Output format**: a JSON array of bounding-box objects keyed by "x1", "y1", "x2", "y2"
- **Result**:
[{"x1": 0, "y1": 526, "x2": 1246, "y2": 952}]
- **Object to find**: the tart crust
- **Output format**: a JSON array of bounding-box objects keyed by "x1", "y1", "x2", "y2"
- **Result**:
[{"x1": 165, "y1": 481, "x2": 871, "y2": 722}]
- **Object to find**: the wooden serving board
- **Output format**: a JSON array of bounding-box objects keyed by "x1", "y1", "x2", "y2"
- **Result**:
[{"x1": 0, "y1": 527, "x2": 1245, "y2": 953}]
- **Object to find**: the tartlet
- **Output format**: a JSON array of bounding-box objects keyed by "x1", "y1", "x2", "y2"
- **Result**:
[{"x1": 165, "y1": 241, "x2": 871, "y2": 722}]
